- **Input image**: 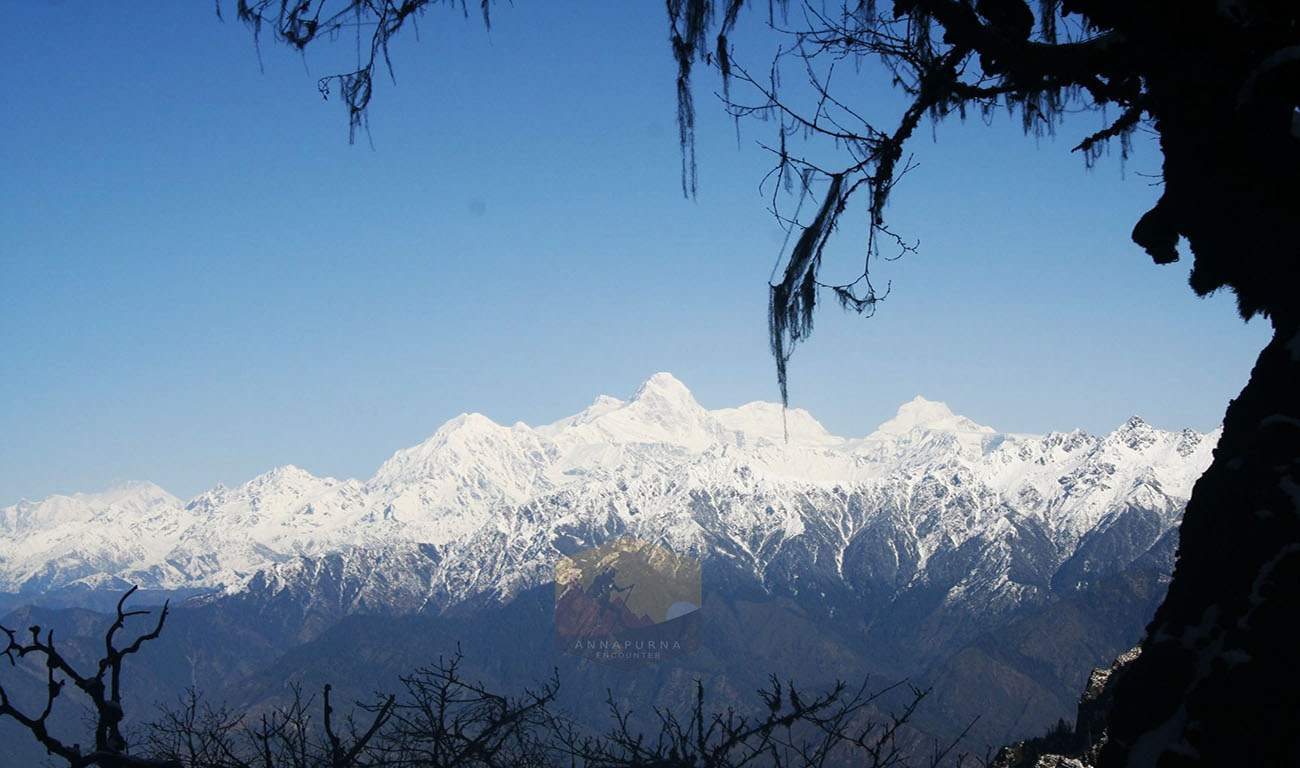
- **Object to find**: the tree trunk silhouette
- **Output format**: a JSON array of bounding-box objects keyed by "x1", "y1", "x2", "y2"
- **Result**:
[
  {"x1": 1102, "y1": 318, "x2": 1300, "y2": 767},
  {"x1": 1, "y1": 587, "x2": 175, "y2": 768}
]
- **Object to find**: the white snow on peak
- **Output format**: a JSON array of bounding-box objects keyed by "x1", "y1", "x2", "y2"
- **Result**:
[
  {"x1": 872, "y1": 396, "x2": 996, "y2": 437},
  {"x1": 538, "y1": 395, "x2": 626, "y2": 436},
  {"x1": 0, "y1": 373, "x2": 1220, "y2": 600},
  {"x1": 546, "y1": 372, "x2": 724, "y2": 451},
  {"x1": 0, "y1": 481, "x2": 179, "y2": 533},
  {"x1": 541, "y1": 374, "x2": 840, "y2": 450},
  {"x1": 631, "y1": 371, "x2": 695, "y2": 403},
  {"x1": 369, "y1": 411, "x2": 551, "y2": 526},
  {"x1": 372, "y1": 413, "x2": 514, "y2": 482},
  {"x1": 712, "y1": 401, "x2": 841, "y2": 447}
]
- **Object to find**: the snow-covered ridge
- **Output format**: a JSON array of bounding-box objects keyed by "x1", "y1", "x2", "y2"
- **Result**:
[{"x1": 0, "y1": 373, "x2": 1219, "y2": 606}]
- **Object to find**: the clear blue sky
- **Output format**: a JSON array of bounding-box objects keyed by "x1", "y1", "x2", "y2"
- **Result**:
[{"x1": 0, "y1": 2, "x2": 1269, "y2": 503}]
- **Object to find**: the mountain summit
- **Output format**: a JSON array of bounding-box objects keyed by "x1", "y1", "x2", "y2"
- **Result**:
[
  {"x1": 630, "y1": 371, "x2": 696, "y2": 404},
  {"x1": 872, "y1": 395, "x2": 996, "y2": 436},
  {"x1": 0, "y1": 374, "x2": 1214, "y2": 609}
]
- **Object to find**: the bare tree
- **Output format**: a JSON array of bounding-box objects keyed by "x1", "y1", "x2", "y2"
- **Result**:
[
  {"x1": 145, "y1": 682, "x2": 395, "y2": 768},
  {"x1": 139, "y1": 642, "x2": 973, "y2": 767},
  {"x1": 552, "y1": 677, "x2": 978, "y2": 768},
  {"x1": 370, "y1": 649, "x2": 559, "y2": 767},
  {"x1": 0, "y1": 586, "x2": 175, "y2": 767},
  {"x1": 142, "y1": 689, "x2": 245, "y2": 768},
  {"x1": 145, "y1": 649, "x2": 550, "y2": 768}
]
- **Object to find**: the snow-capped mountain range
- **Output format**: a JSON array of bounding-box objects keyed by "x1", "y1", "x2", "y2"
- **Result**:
[{"x1": 0, "y1": 373, "x2": 1217, "y2": 621}]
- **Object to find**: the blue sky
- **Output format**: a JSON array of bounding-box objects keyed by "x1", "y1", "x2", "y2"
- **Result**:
[{"x1": 0, "y1": 2, "x2": 1269, "y2": 503}]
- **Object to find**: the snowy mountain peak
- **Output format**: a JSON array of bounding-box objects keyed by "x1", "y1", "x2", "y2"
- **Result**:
[
  {"x1": 0, "y1": 481, "x2": 180, "y2": 531},
  {"x1": 537, "y1": 395, "x2": 625, "y2": 436},
  {"x1": 39, "y1": 479, "x2": 168, "y2": 505},
  {"x1": 369, "y1": 411, "x2": 533, "y2": 492},
  {"x1": 0, "y1": 374, "x2": 1221, "y2": 605},
  {"x1": 91, "y1": 481, "x2": 180, "y2": 509},
  {"x1": 631, "y1": 372, "x2": 696, "y2": 405},
  {"x1": 1107, "y1": 415, "x2": 1163, "y2": 452},
  {"x1": 892, "y1": 395, "x2": 954, "y2": 424},
  {"x1": 250, "y1": 465, "x2": 319, "y2": 485},
  {"x1": 873, "y1": 396, "x2": 995, "y2": 436},
  {"x1": 713, "y1": 401, "x2": 841, "y2": 447},
  {"x1": 539, "y1": 372, "x2": 721, "y2": 449},
  {"x1": 102, "y1": 479, "x2": 173, "y2": 497},
  {"x1": 435, "y1": 412, "x2": 502, "y2": 437}
]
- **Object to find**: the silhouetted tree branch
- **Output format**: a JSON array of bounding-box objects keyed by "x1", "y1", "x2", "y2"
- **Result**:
[
  {"x1": 222, "y1": 0, "x2": 490, "y2": 144},
  {"x1": 663, "y1": 0, "x2": 1300, "y2": 402},
  {"x1": 215, "y1": 1, "x2": 1299, "y2": 401},
  {"x1": 138, "y1": 642, "x2": 973, "y2": 767},
  {"x1": 551, "y1": 676, "x2": 975, "y2": 768},
  {"x1": 371, "y1": 648, "x2": 559, "y2": 767},
  {"x1": 146, "y1": 681, "x2": 395, "y2": 768},
  {"x1": 1, "y1": 585, "x2": 175, "y2": 767}
]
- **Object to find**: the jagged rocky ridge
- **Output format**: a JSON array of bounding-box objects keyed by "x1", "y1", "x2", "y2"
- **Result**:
[
  {"x1": 992, "y1": 647, "x2": 1143, "y2": 768},
  {"x1": 2, "y1": 373, "x2": 1215, "y2": 638}
]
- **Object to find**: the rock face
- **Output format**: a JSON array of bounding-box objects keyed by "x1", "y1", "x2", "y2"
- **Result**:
[
  {"x1": 1100, "y1": 321, "x2": 1300, "y2": 766},
  {"x1": 994, "y1": 647, "x2": 1143, "y2": 768},
  {"x1": 1076, "y1": 647, "x2": 1143, "y2": 757},
  {"x1": 994, "y1": 327, "x2": 1300, "y2": 768}
]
